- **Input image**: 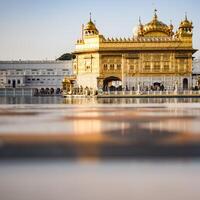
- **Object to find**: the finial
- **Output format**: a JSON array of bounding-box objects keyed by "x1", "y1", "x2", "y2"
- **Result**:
[
  {"x1": 185, "y1": 12, "x2": 187, "y2": 20},
  {"x1": 89, "y1": 12, "x2": 92, "y2": 22},
  {"x1": 139, "y1": 16, "x2": 142, "y2": 25},
  {"x1": 154, "y1": 8, "x2": 158, "y2": 20}
]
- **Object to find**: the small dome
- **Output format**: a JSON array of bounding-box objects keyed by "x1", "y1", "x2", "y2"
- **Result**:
[
  {"x1": 179, "y1": 15, "x2": 193, "y2": 29},
  {"x1": 85, "y1": 21, "x2": 97, "y2": 31},
  {"x1": 84, "y1": 13, "x2": 99, "y2": 36}
]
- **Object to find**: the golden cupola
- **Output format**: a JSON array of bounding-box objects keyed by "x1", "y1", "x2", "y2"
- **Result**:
[
  {"x1": 84, "y1": 13, "x2": 99, "y2": 36},
  {"x1": 177, "y1": 14, "x2": 193, "y2": 37},
  {"x1": 139, "y1": 9, "x2": 174, "y2": 37}
]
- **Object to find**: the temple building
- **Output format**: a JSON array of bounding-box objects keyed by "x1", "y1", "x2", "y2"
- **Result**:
[{"x1": 72, "y1": 10, "x2": 197, "y2": 92}]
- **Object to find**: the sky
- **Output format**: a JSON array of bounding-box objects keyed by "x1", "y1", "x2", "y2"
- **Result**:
[{"x1": 0, "y1": 0, "x2": 200, "y2": 60}]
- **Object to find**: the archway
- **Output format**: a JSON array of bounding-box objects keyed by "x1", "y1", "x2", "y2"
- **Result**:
[
  {"x1": 153, "y1": 82, "x2": 161, "y2": 91},
  {"x1": 183, "y1": 78, "x2": 188, "y2": 90},
  {"x1": 103, "y1": 76, "x2": 122, "y2": 91},
  {"x1": 50, "y1": 88, "x2": 54, "y2": 95},
  {"x1": 56, "y1": 88, "x2": 61, "y2": 94},
  {"x1": 40, "y1": 88, "x2": 45, "y2": 95},
  {"x1": 12, "y1": 80, "x2": 16, "y2": 88},
  {"x1": 45, "y1": 88, "x2": 50, "y2": 95},
  {"x1": 34, "y1": 88, "x2": 39, "y2": 96}
]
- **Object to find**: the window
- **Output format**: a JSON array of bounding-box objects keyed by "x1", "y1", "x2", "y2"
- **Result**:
[
  {"x1": 17, "y1": 80, "x2": 20, "y2": 84},
  {"x1": 164, "y1": 65, "x2": 169, "y2": 71},
  {"x1": 154, "y1": 65, "x2": 160, "y2": 71},
  {"x1": 117, "y1": 64, "x2": 121, "y2": 70},
  {"x1": 31, "y1": 69, "x2": 38, "y2": 75},
  {"x1": 129, "y1": 65, "x2": 134, "y2": 70},
  {"x1": 110, "y1": 64, "x2": 114, "y2": 70},
  {"x1": 103, "y1": 64, "x2": 107, "y2": 70},
  {"x1": 144, "y1": 65, "x2": 150, "y2": 71},
  {"x1": 8, "y1": 80, "x2": 11, "y2": 84}
]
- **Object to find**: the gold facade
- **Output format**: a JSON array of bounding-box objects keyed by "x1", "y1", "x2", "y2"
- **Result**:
[{"x1": 73, "y1": 10, "x2": 197, "y2": 91}]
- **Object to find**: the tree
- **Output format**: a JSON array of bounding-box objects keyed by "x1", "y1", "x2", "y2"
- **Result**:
[{"x1": 56, "y1": 53, "x2": 76, "y2": 61}]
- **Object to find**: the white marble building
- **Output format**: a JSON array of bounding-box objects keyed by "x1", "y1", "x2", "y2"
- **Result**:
[
  {"x1": 192, "y1": 59, "x2": 200, "y2": 89},
  {"x1": 0, "y1": 60, "x2": 72, "y2": 94}
]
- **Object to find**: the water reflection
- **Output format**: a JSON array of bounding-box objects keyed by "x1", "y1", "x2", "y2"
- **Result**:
[
  {"x1": 1, "y1": 96, "x2": 200, "y2": 104},
  {"x1": 1, "y1": 102, "x2": 200, "y2": 158}
]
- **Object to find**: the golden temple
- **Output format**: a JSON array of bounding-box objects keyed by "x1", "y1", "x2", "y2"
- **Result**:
[{"x1": 65, "y1": 10, "x2": 197, "y2": 93}]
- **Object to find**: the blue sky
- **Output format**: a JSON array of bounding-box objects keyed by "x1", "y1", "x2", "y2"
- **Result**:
[{"x1": 0, "y1": 0, "x2": 200, "y2": 60}]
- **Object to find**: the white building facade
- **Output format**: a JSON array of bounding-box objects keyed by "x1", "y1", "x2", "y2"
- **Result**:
[
  {"x1": 192, "y1": 59, "x2": 200, "y2": 89},
  {"x1": 0, "y1": 60, "x2": 72, "y2": 94}
]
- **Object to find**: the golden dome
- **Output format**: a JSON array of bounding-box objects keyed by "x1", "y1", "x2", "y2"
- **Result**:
[
  {"x1": 84, "y1": 13, "x2": 99, "y2": 35},
  {"x1": 179, "y1": 14, "x2": 193, "y2": 29},
  {"x1": 142, "y1": 9, "x2": 173, "y2": 37},
  {"x1": 85, "y1": 21, "x2": 97, "y2": 30}
]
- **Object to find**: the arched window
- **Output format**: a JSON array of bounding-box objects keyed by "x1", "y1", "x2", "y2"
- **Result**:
[
  {"x1": 183, "y1": 78, "x2": 188, "y2": 90},
  {"x1": 117, "y1": 64, "x2": 121, "y2": 70},
  {"x1": 110, "y1": 64, "x2": 114, "y2": 71}
]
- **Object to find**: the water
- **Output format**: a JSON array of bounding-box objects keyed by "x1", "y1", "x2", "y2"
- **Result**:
[
  {"x1": 1, "y1": 96, "x2": 200, "y2": 104},
  {"x1": 1, "y1": 96, "x2": 200, "y2": 200}
]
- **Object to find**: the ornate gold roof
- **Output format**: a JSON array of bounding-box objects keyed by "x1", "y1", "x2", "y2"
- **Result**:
[
  {"x1": 179, "y1": 14, "x2": 193, "y2": 29},
  {"x1": 85, "y1": 21, "x2": 97, "y2": 30},
  {"x1": 139, "y1": 9, "x2": 173, "y2": 37},
  {"x1": 84, "y1": 13, "x2": 99, "y2": 35}
]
